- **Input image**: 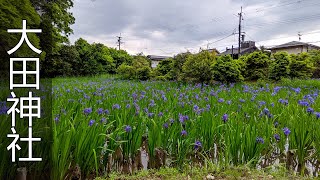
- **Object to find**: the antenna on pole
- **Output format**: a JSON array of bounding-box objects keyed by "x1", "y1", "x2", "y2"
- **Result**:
[
  {"x1": 117, "y1": 33, "x2": 123, "y2": 50},
  {"x1": 298, "y1": 32, "x2": 302, "y2": 41}
]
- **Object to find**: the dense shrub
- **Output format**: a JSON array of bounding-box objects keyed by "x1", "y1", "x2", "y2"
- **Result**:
[
  {"x1": 182, "y1": 51, "x2": 216, "y2": 83},
  {"x1": 155, "y1": 58, "x2": 174, "y2": 80},
  {"x1": 132, "y1": 55, "x2": 150, "y2": 67},
  {"x1": 244, "y1": 51, "x2": 270, "y2": 81},
  {"x1": 289, "y1": 53, "x2": 314, "y2": 79},
  {"x1": 309, "y1": 50, "x2": 320, "y2": 78},
  {"x1": 234, "y1": 56, "x2": 247, "y2": 79},
  {"x1": 212, "y1": 55, "x2": 243, "y2": 83},
  {"x1": 91, "y1": 43, "x2": 116, "y2": 74},
  {"x1": 117, "y1": 64, "x2": 136, "y2": 80},
  {"x1": 108, "y1": 48, "x2": 133, "y2": 73},
  {"x1": 171, "y1": 52, "x2": 192, "y2": 81},
  {"x1": 117, "y1": 55, "x2": 152, "y2": 80},
  {"x1": 51, "y1": 45, "x2": 81, "y2": 77},
  {"x1": 269, "y1": 52, "x2": 291, "y2": 81},
  {"x1": 137, "y1": 66, "x2": 152, "y2": 80}
]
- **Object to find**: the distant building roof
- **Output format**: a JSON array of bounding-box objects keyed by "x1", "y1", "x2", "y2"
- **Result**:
[
  {"x1": 219, "y1": 41, "x2": 258, "y2": 56},
  {"x1": 220, "y1": 46, "x2": 258, "y2": 56},
  {"x1": 268, "y1": 41, "x2": 320, "y2": 50},
  {"x1": 147, "y1": 55, "x2": 171, "y2": 61}
]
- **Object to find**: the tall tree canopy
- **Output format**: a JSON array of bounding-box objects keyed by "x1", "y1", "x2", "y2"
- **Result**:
[{"x1": 0, "y1": 0, "x2": 41, "y2": 78}]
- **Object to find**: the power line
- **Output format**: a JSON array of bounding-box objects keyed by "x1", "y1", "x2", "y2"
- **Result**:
[
  {"x1": 208, "y1": 32, "x2": 236, "y2": 45},
  {"x1": 244, "y1": 0, "x2": 311, "y2": 14},
  {"x1": 244, "y1": 13, "x2": 320, "y2": 28}
]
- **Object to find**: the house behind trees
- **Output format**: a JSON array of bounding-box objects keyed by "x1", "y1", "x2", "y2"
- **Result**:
[{"x1": 268, "y1": 41, "x2": 320, "y2": 55}]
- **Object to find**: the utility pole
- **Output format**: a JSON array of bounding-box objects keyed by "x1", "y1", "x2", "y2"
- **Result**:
[
  {"x1": 117, "y1": 33, "x2": 123, "y2": 50},
  {"x1": 231, "y1": 45, "x2": 234, "y2": 59},
  {"x1": 238, "y1": 6, "x2": 243, "y2": 57}
]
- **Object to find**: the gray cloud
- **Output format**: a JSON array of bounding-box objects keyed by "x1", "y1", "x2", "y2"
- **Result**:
[{"x1": 70, "y1": 0, "x2": 320, "y2": 55}]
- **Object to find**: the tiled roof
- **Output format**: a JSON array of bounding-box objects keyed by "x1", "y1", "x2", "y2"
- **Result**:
[
  {"x1": 268, "y1": 41, "x2": 320, "y2": 49},
  {"x1": 220, "y1": 46, "x2": 257, "y2": 55}
]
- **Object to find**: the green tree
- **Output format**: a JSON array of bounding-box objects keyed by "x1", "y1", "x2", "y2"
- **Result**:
[
  {"x1": 31, "y1": 0, "x2": 75, "y2": 54},
  {"x1": 155, "y1": 58, "x2": 173, "y2": 80},
  {"x1": 51, "y1": 44, "x2": 81, "y2": 76},
  {"x1": 31, "y1": 0, "x2": 75, "y2": 77},
  {"x1": 0, "y1": 0, "x2": 41, "y2": 78},
  {"x1": 212, "y1": 55, "x2": 243, "y2": 83},
  {"x1": 74, "y1": 38, "x2": 102, "y2": 76},
  {"x1": 117, "y1": 63, "x2": 136, "y2": 80},
  {"x1": 234, "y1": 56, "x2": 247, "y2": 78},
  {"x1": 182, "y1": 51, "x2": 216, "y2": 83},
  {"x1": 289, "y1": 53, "x2": 314, "y2": 79},
  {"x1": 269, "y1": 52, "x2": 291, "y2": 81},
  {"x1": 132, "y1": 55, "x2": 150, "y2": 68},
  {"x1": 244, "y1": 51, "x2": 270, "y2": 81},
  {"x1": 108, "y1": 48, "x2": 133, "y2": 73},
  {"x1": 171, "y1": 52, "x2": 191, "y2": 81},
  {"x1": 309, "y1": 50, "x2": 320, "y2": 78},
  {"x1": 136, "y1": 66, "x2": 152, "y2": 81},
  {"x1": 91, "y1": 43, "x2": 115, "y2": 73}
]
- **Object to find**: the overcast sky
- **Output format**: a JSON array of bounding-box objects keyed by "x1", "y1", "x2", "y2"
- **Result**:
[{"x1": 69, "y1": 0, "x2": 320, "y2": 56}]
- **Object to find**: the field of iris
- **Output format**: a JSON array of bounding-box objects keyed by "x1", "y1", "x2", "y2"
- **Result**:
[{"x1": 51, "y1": 77, "x2": 320, "y2": 179}]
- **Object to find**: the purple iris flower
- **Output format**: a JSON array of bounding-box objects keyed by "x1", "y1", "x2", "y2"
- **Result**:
[
  {"x1": 293, "y1": 87, "x2": 301, "y2": 94},
  {"x1": 259, "y1": 101, "x2": 266, "y2": 106},
  {"x1": 283, "y1": 127, "x2": 291, "y2": 136},
  {"x1": 307, "y1": 107, "x2": 314, "y2": 114},
  {"x1": 170, "y1": 118, "x2": 175, "y2": 124},
  {"x1": 263, "y1": 108, "x2": 270, "y2": 115},
  {"x1": 181, "y1": 130, "x2": 187, "y2": 136},
  {"x1": 158, "y1": 112, "x2": 163, "y2": 117},
  {"x1": 54, "y1": 115, "x2": 60, "y2": 122},
  {"x1": 149, "y1": 100, "x2": 156, "y2": 107},
  {"x1": 274, "y1": 134, "x2": 280, "y2": 141},
  {"x1": 256, "y1": 137, "x2": 264, "y2": 144},
  {"x1": 163, "y1": 122, "x2": 169, "y2": 129},
  {"x1": 315, "y1": 112, "x2": 320, "y2": 119},
  {"x1": 104, "y1": 109, "x2": 110, "y2": 115},
  {"x1": 84, "y1": 94, "x2": 90, "y2": 99},
  {"x1": 218, "y1": 98, "x2": 224, "y2": 103},
  {"x1": 132, "y1": 93, "x2": 138, "y2": 99},
  {"x1": 89, "y1": 120, "x2": 95, "y2": 126},
  {"x1": 99, "y1": 117, "x2": 106, "y2": 123},
  {"x1": 193, "y1": 105, "x2": 199, "y2": 112},
  {"x1": 222, "y1": 114, "x2": 228, "y2": 123},
  {"x1": 97, "y1": 108, "x2": 104, "y2": 115},
  {"x1": 298, "y1": 100, "x2": 309, "y2": 107},
  {"x1": 124, "y1": 125, "x2": 132, "y2": 133},
  {"x1": 194, "y1": 140, "x2": 202, "y2": 149},
  {"x1": 83, "y1": 108, "x2": 92, "y2": 115},
  {"x1": 206, "y1": 104, "x2": 211, "y2": 111},
  {"x1": 148, "y1": 113, "x2": 155, "y2": 118},
  {"x1": 279, "y1": 99, "x2": 289, "y2": 105},
  {"x1": 126, "y1": 104, "x2": 131, "y2": 109},
  {"x1": 112, "y1": 104, "x2": 121, "y2": 110}
]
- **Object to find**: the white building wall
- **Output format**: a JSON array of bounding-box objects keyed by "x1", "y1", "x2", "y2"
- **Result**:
[{"x1": 151, "y1": 61, "x2": 160, "y2": 68}]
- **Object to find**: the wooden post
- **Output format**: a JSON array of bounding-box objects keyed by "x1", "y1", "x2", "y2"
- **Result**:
[{"x1": 16, "y1": 167, "x2": 27, "y2": 180}]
